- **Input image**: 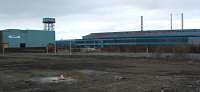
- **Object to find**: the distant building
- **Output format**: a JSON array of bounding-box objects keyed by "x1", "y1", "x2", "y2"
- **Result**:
[
  {"x1": 0, "y1": 29, "x2": 55, "y2": 48},
  {"x1": 57, "y1": 29, "x2": 200, "y2": 53}
]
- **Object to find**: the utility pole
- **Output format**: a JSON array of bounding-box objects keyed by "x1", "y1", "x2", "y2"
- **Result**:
[
  {"x1": 69, "y1": 40, "x2": 72, "y2": 56},
  {"x1": 2, "y1": 46, "x2": 5, "y2": 56},
  {"x1": 101, "y1": 40, "x2": 104, "y2": 48},
  {"x1": 54, "y1": 44, "x2": 57, "y2": 55},
  {"x1": 46, "y1": 46, "x2": 49, "y2": 54}
]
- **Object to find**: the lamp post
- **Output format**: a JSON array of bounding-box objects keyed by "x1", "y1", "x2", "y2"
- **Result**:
[
  {"x1": 69, "y1": 40, "x2": 72, "y2": 56},
  {"x1": 46, "y1": 45, "x2": 49, "y2": 54}
]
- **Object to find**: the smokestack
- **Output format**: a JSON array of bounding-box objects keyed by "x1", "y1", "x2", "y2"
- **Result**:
[
  {"x1": 141, "y1": 16, "x2": 143, "y2": 31},
  {"x1": 170, "y1": 13, "x2": 173, "y2": 31},
  {"x1": 181, "y1": 13, "x2": 184, "y2": 31}
]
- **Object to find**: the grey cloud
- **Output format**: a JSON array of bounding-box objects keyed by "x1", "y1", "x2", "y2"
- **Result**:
[
  {"x1": 125, "y1": 0, "x2": 200, "y2": 10},
  {"x1": 0, "y1": 0, "x2": 200, "y2": 39},
  {"x1": 0, "y1": 0, "x2": 200, "y2": 18}
]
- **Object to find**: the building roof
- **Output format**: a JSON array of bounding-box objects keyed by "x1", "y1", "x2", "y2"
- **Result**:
[
  {"x1": 83, "y1": 29, "x2": 200, "y2": 39},
  {"x1": 1, "y1": 29, "x2": 44, "y2": 31}
]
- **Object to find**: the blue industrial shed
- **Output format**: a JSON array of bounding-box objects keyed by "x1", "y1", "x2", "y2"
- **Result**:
[
  {"x1": 56, "y1": 29, "x2": 200, "y2": 52},
  {"x1": 57, "y1": 29, "x2": 200, "y2": 47},
  {"x1": 0, "y1": 29, "x2": 55, "y2": 48}
]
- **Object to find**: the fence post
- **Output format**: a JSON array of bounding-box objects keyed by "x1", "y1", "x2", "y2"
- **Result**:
[
  {"x1": 2, "y1": 47, "x2": 5, "y2": 56},
  {"x1": 69, "y1": 40, "x2": 72, "y2": 56},
  {"x1": 46, "y1": 46, "x2": 49, "y2": 54},
  {"x1": 54, "y1": 44, "x2": 57, "y2": 55}
]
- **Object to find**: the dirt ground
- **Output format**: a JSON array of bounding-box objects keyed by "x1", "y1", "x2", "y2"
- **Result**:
[{"x1": 1, "y1": 53, "x2": 200, "y2": 92}]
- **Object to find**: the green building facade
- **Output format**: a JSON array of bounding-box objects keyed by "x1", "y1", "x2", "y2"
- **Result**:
[{"x1": 1, "y1": 29, "x2": 55, "y2": 48}]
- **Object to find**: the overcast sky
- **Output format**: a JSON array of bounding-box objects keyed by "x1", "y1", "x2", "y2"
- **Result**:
[{"x1": 0, "y1": 0, "x2": 200, "y2": 40}]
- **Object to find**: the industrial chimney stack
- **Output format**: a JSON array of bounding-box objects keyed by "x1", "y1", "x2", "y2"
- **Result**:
[
  {"x1": 181, "y1": 13, "x2": 184, "y2": 31},
  {"x1": 170, "y1": 13, "x2": 173, "y2": 30},
  {"x1": 141, "y1": 16, "x2": 143, "y2": 31}
]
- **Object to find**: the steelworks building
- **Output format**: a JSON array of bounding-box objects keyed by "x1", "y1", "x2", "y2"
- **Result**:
[
  {"x1": 0, "y1": 18, "x2": 56, "y2": 51},
  {"x1": 57, "y1": 29, "x2": 200, "y2": 53},
  {"x1": 0, "y1": 29, "x2": 55, "y2": 48}
]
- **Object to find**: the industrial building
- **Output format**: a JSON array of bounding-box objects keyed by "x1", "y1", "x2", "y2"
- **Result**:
[
  {"x1": 56, "y1": 29, "x2": 200, "y2": 53},
  {"x1": 0, "y1": 18, "x2": 56, "y2": 53},
  {"x1": 0, "y1": 29, "x2": 55, "y2": 48},
  {"x1": 57, "y1": 13, "x2": 200, "y2": 53}
]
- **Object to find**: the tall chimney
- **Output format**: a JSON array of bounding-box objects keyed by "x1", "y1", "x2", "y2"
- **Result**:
[
  {"x1": 141, "y1": 16, "x2": 143, "y2": 31},
  {"x1": 181, "y1": 13, "x2": 184, "y2": 31},
  {"x1": 170, "y1": 13, "x2": 173, "y2": 30}
]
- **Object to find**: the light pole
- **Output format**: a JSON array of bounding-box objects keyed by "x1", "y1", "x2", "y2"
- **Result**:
[
  {"x1": 93, "y1": 40, "x2": 96, "y2": 49},
  {"x1": 69, "y1": 40, "x2": 72, "y2": 56},
  {"x1": 2, "y1": 45, "x2": 5, "y2": 56},
  {"x1": 54, "y1": 44, "x2": 57, "y2": 55},
  {"x1": 101, "y1": 40, "x2": 104, "y2": 48},
  {"x1": 46, "y1": 45, "x2": 49, "y2": 54}
]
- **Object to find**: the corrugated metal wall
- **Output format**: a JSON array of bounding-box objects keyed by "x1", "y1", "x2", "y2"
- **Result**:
[
  {"x1": 2, "y1": 29, "x2": 55, "y2": 48},
  {"x1": 188, "y1": 37, "x2": 200, "y2": 45}
]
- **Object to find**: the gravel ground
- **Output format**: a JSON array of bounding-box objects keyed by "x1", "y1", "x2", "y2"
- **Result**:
[{"x1": 0, "y1": 53, "x2": 200, "y2": 92}]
